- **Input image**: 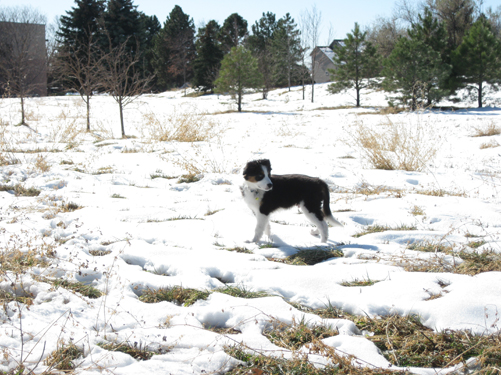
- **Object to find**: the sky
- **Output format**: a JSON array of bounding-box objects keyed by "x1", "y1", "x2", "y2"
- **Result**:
[{"x1": 4, "y1": 0, "x2": 500, "y2": 45}]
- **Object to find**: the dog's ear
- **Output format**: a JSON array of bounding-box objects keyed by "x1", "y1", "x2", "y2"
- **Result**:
[{"x1": 243, "y1": 160, "x2": 255, "y2": 178}]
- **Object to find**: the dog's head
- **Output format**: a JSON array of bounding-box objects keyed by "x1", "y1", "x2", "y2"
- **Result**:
[{"x1": 243, "y1": 159, "x2": 273, "y2": 191}]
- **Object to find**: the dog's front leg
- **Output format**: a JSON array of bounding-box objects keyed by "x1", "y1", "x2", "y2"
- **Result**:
[{"x1": 252, "y1": 213, "x2": 269, "y2": 242}]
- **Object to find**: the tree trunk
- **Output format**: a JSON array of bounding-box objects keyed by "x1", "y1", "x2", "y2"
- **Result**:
[
  {"x1": 20, "y1": 96, "x2": 26, "y2": 125},
  {"x1": 119, "y1": 100, "x2": 125, "y2": 137},
  {"x1": 478, "y1": 81, "x2": 483, "y2": 108},
  {"x1": 86, "y1": 94, "x2": 91, "y2": 131}
]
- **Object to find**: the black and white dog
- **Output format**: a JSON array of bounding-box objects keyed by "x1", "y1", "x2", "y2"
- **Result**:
[{"x1": 241, "y1": 159, "x2": 342, "y2": 243}]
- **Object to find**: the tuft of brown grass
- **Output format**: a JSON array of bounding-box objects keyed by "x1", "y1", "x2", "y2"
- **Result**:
[
  {"x1": 350, "y1": 182, "x2": 404, "y2": 198},
  {"x1": 140, "y1": 106, "x2": 223, "y2": 142},
  {"x1": 414, "y1": 188, "x2": 467, "y2": 198},
  {"x1": 480, "y1": 139, "x2": 500, "y2": 149},
  {"x1": 98, "y1": 340, "x2": 167, "y2": 360},
  {"x1": 347, "y1": 117, "x2": 439, "y2": 172},
  {"x1": 33, "y1": 154, "x2": 51, "y2": 173},
  {"x1": 472, "y1": 122, "x2": 501, "y2": 137},
  {"x1": 44, "y1": 340, "x2": 84, "y2": 371},
  {"x1": 0, "y1": 184, "x2": 41, "y2": 197},
  {"x1": 264, "y1": 317, "x2": 339, "y2": 351}
]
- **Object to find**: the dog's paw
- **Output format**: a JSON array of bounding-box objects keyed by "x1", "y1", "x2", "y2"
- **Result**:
[{"x1": 310, "y1": 228, "x2": 320, "y2": 236}]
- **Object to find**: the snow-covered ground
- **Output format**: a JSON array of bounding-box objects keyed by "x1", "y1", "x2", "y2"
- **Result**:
[{"x1": 1, "y1": 84, "x2": 500, "y2": 374}]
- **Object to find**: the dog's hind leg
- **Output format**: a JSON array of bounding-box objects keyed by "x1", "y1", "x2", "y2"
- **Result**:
[
  {"x1": 252, "y1": 213, "x2": 269, "y2": 242},
  {"x1": 300, "y1": 203, "x2": 328, "y2": 242}
]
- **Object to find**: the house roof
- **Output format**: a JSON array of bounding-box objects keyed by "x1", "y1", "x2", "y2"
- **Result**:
[
  {"x1": 311, "y1": 40, "x2": 345, "y2": 62},
  {"x1": 318, "y1": 47, "x2": 335, "y2": 62}
]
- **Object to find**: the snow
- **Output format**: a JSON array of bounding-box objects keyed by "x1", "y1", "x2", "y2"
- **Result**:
[{"x1": 1, "y1": 83, "x2": 501, "y2": 374}]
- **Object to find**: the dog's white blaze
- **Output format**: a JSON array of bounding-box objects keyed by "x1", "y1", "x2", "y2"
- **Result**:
[{"x1": 252, "y1": 164, "x2": 272, "y2": 191}]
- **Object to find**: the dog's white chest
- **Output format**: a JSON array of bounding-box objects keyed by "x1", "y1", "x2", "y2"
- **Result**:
[{"x1": 241, "y1": 185, "x2": 264, "y2": 214}]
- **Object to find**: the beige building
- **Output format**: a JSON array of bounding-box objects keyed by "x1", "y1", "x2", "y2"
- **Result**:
[{"x1": 311, "y1": 40, "x2": 344, "y2": 83}]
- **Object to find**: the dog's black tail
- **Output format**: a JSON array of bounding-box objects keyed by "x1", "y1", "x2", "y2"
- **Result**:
[{"x1": 322, "y1": 183, "x2": 343, "y2": 227}]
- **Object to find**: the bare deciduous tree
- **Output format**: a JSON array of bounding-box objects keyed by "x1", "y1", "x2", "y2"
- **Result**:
[
  {"x1": 101, "y1": 36, "x2": 153, "y2": 138},
  {"x1": 301, "y1": 5, "x2": 322, "y2": 103},
  {"x1": 0, "y1": 6, "x2": 46, "y2": 125},
  {"x1": 56, "y1": 31, "x2": 106, "y2": 131}
]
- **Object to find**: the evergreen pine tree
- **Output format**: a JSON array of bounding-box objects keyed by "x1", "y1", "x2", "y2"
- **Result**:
[
  {"x1": 215, "y1": 46, "x2": 263, "y2": 112},
  {"x1": 327, "y1": 23, "x2": 380, "y2": 107},
  {"x1": 219, "y1": 13, "x2": 248, "y2": 52},
  {"x1": 139, "y1": 13, "x2": 161, "y2": 90},
  {"x1": 271, "y1": 13, "x2": 302, "y2": 91},
  {"x1": 382, "y1": 9, "x2": 451, "y2": 109},
  {"x1": 152, "y1": 5, "x2": 195, "y2": 89},
  {"x1": 453, "y1": 15, "x2": 501, "y2": 107},
  {"x1": 58, "y1": 0, "x2": 105, "y2": 48},
  {"x1": 192, "y1": 20, "x2": 223, "y2": 92},
  {"x1": 102, "y1": 0, "x2": 145, "y2": 54},
  {"x1": 246, "y1": 12, "x2": 277, "y2": 98}
]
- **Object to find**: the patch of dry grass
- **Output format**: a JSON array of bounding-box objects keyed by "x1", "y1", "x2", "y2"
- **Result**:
[
  {"x1": 472, "y1": 122, "x2": 501, "y2": 137},
  {"x1": 44, "y1": 340, "x2": 84, "y2": 371},
  {"x1": 265, "y1": 317, "x2": 339, "y2": 350},
  {"x1": 0, "y1": 184, "x2": 41, "y2": 197},
  {"x1": 268, "y1": 248, "x2": 343, "y2": 266},
  {"x1": 140, "y1": 105, "x2": 223, "y2": 142},
  {"x1": 347, "y1": 117, "x2": 439, "y2": 172},
  {"x1": 480, "y1": 139, "x2": 500, "y2": 149},
  {"x1": 354, "y1": 224, "x2": 417, "y2": 238},
  {"x1": 98, "y1": 340, "x2": 168, "y2": 360}
]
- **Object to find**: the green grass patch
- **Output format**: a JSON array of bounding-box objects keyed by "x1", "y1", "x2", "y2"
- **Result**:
[
  {"x1": 0, "y1": 184, "x2": 41, "y2": 197},
  {"x1": 268, "y1": 248, "x2": 343, "y2": 266},
  {"x1": 46, "y1": 278, "x2": 102, "y2": 299},
  {"x1": 98, "y1": 341, "x2": 165, "y2": 360},
  {"x1": 139, "y1": 286, "x2": 210, "y2": 306},
  {"x1": 177, "y1": 173, "x2": 201, "y2": 183},
  {"x1": 467, "y1": 240, "x2": 487, "y2": 249},
  {"x1": 225, "y1": 346, "x2": 337, "y2": 375},
  {"x1": 354, "y1": 224, "x2": 417, "y2": 238},
  {"x1": 111, "y1": 193, "x2": 126, "y2": 199},
  {"x1": 215, "y1": 285, "x2": 272, "y2": 299},
  {"x1": 287, "y1": 248, "x2": 343, "y2": 265},
  {"x1": 456, "y1": 249, "x2": 501, "y2": 275},
  {"x1": 354, "y1": 314, "x2": 501, "y2": 368},
  {"x1": 89, "y1": 250, "x2": 112, "y2": 256},
  {"x1": 225, "y1": 341, "x2": 402, "y2": 374},
  {"x1": 166, "y1": 215, "x2": 203, "y2": 221},
  {"x1": 222, "y1": 246, "x2": 253, "y2": 254},
  {"x1": 92, "y1": 166, "x2": 114, "y2": 175},
  {"x1": 340, "y1": 277, "x2": 380, "y2": 287},
  {"x1": 264, "y1": 317, "x2": 339, "y2": 350},
  {"x1": 44, "y1": 340, "x2": 84, "y2": 371},
  {"x1": 61, "y1": 201, "x2": 83, "y2": 212},
  {"x1": 407, "y1": 241, "x2": 454, "y2": 253},
  {"x1": 0, "y1": 289, "x2": 34, "y2": 305},
  {"x1": 258, "y1": 243, "x2": 279, "y2": 249},
  {"x1": 150, "y1": 170, "x2": 176, "y2": 180}
]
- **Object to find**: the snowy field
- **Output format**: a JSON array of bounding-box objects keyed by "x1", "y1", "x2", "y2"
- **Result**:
[{"x1": 1, "y1": 84, "x2": 501, "y2": 374}]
